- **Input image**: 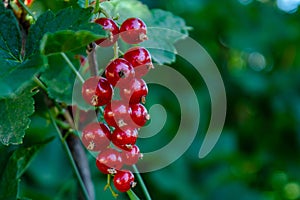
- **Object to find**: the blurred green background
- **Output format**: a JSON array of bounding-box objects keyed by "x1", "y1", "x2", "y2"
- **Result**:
[{"x1": 16, "y1": 0, "x2": 300, "y2": 199}]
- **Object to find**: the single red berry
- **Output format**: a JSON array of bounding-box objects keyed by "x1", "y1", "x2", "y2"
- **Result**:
[
  {"x1": 105, "y1": 58, "x2": 135, "y2": 87},
  {"x1": 119, "y1": 78, "x2": 148, "y2": 104},
  {"x1": 130, "y1": 103, "x2": 150, "y2": 127},
  {"x1": 113, "y1": 170, "x2": 135, "y2": 192},
  {"x1": 111, "y1": 127, "x2": 138, "y2": 150},
  {"x1": 96, "y1": 148, "x2": 123, "y2": 174},
  {"x1": 81, "y1": 76, "x2": 113, "y2": 106},
  {"x1": 94, "y1": 18, "x2": 119, "y2": 47},
  {"x1": 104, "y1": 100, "x2": 132, "y2": 128},
  {"x1": 81, "y1": 122, "x2": 111, "y2": 151},
  {"x1": 120, "y1": 18, "x2": 147, "y2": 44},
  {"x1": 122, "y1": 145, "x2": 142, "y2": 165},
  {"x1": 124, "y1": 47, "x2": 153, "y2": 77}
]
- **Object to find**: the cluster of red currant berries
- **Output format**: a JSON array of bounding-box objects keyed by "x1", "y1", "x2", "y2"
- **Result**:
[{"x1": 81, "y1": 17, "x2": 152, "y2": 193}]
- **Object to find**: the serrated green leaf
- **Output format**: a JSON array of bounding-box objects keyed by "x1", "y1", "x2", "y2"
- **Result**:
[
  {"x1": 0, "y1": 139, "x2": 53, "y2": 199},
  {"x1": 40, "y1": 30, "x2": 106, "y2": 55},
  {"x1": 26, "y1": 7, "x2": 100, "y2": 58},
  {"x1": 100, "y1": 0, "x2": 152, "y2": 23},
  {"x1": 141, "y1": 9, "x2": 189, "y2": 64},
  {"x1": 0, "y1": 55, "x2": 46, "y2": 98},
  {"x1": 0, "y1": 3, "x2": 22, "y2": 62},
  {"x1": 0, "y1": 2, "x2": 46, "y2": 98},
  {"x1": 0, "y1": 86, "x2": 37, "y2": 145},
  {"x1": 40, "y1": 53, "x2": 78, "y2": 105}
]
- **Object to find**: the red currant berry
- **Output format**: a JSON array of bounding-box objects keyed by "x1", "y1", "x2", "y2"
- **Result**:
[
  {"x1": 81, "y1": 76, "x2": 113, "y2": 106},
  {"x1": 104, "y1": 100, "x2": 132, "y2": 128},
  {"x1": 94, "y1": 18, "x2": 119, "y2": 47},
  {"x1": 111, "y1": 127, "x2": 138, "y2": 150},
  {"x1": 81, "y1": 122, "x2": 111, "y2": 151},
  {"x1": 96, "y1": 148, "x2": 123, "y2": 174},
  {"x1": 120, "y1": 18, "x2": 147, "y2": 44},
  {"x1": 122, "y1": 145, "x2": 142, "y2": 165},
  {"x1": 124, "y1": 47, "x2": 153, "y2": 77},
  {"x1": 105, "y1": 58, "x2": 135, "y2": 87},
  {"x1": 130, "y1": 103, "x2": 150, "y2": 127},
  {"x1": 113, "y1": 170, "x2": 135, "y2": 192},
  {"x1": 120, "y1": 78, "x2": 148, "y2": 104}
]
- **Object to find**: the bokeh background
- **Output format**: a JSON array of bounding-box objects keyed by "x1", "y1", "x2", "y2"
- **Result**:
[{"x1": 18, "y1": 0, "x2": 300, "y2": 199}]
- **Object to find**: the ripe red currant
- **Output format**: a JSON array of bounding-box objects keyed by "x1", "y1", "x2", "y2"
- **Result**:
[
  {"x1": 105, "y1": 58, "x2": 135, "y2": 87},
  {"x1": 94, "y1": 18, "x2": 119, "y2": 47},
  {"x1": 124, "y1": 47, "x2": 153, "y2": 77},
  {"x1": 122, "y1": 145, "x2": 142, "y2": 165},
  {"x1": 96, "y1": 148, "x2": 123, "y2": 174},
  {"x1": 111, "y1": 127, "x2": 138, "y2": 150},
  {"x1": 130, "y1": 103, "x2": 150, "y2": 127},
  {"x1": 104, "y1": 100, "x2": 132, "y2": 128},
  {"x1": 81, "y1": 76, "x2": 113, "y2": 106},
  {"x1": 81, "y1": 122, "x2": 111, "y2": 151},
  {"x1": 113, "y1": 170, "x2": 135, "y2": 192},
  {"x1": 120, "y1": 18, "x2": 147, "y2": 44},
  {"x1": 119, "y1": 78, "x2": 148, "y2": 104}
]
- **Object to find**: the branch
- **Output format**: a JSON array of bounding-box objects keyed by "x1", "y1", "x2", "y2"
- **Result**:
[{"x1": 86, "y1": 43, "x2": 99, "y2": 76}]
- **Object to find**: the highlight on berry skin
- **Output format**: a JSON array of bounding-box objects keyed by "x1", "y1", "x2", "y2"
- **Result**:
[
  {"x1": 81, "y1": 76, "x2": 113, "y2": 107},
  {"x1": 94, "y1": 18, "x2": 119, "y2": 47},
  {"x1": 120, "y1": 18, "x2": 148, "y2": 44}
]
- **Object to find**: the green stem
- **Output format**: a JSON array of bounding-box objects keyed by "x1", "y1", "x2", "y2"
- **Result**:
[
  {"x1": 113, "y1": 42, "x2": 119, "y2": 59},
  {"x1": 94, "y1": 0, "x2": 100, "y2": 13},
  {"x1": 127, "y1": 189, "x2": 141, "y2": 200},
  {"x1": 132, "y1": 165, "x2": 152, "y2": 200},
  {"x1": 49, "y1": 110, "x2": 91, "y2": 200},
  {"x1": 99, "y1": 7, "x2": 110, "y2": 18},
  {"x1": 34, "y1": 76, "x2": 47, "y2": 91},
  {"x1": 60, "y1": 53, "x2": 85, "y2": 84},
  {"x1": 85, "y1": 0, "x2": 89, "y2": 8},
  {"x1": 17, "y1": 0, "x2": 37, "y2": 21}
]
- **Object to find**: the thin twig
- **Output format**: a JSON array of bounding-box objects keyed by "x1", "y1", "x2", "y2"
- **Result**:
[
  {"x1": 49, "y1": 110, "x2": 91, "y2": 200},
  {"x1": 35, "y1": 76, "x2": 95, "y2": 200},
  {"x1": 86, "y1": 43, "x2": 98, "y2": 76}
]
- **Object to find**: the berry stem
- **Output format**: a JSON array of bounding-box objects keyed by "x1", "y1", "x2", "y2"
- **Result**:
[
  {"x1": 49, "y1": 109, "x2": 91, "y2": 200},
  {"x1": 60, "y1": 52, "x2": 85, "y2": 84},
  {"x1": 127, "y1": 189, "x2": 141, "y2": 200},
  {"x1": 17, "y1": 0, "x2": 36, "y2": 21},
  {"x1": 132, "y1": 165, "x2": 152, "y2": 200},
  {"x1": 104, "y1": 174, "x2": 118, "y2": 198},
  {"x1": 113, "y1": 42, "x2": 119, "y2": 59}
]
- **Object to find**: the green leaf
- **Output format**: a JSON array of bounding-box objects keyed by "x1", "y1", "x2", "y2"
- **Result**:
[
  {"x1": 0, "y1": 2, "x2": 22, "y2": 62},
  {"x1": 100, "y1": 0, "x2": 152, "y2": 23},
  {"x1": 0, "y1": 139, "x2": 53, "y2": 199},
  {"x1": 0, "y1": 3, "x2": 45, "y2": 98},
  {"x1": 40, "y1": 30, "x2": 106, "y2": 55},
  {"x1": 26, "y1": 6, "x2": 101, "y2": 58},
  {"x1": 142, "y1": 9, "x2": 190, "y2": 64},
  {"x1": 0, "y1": 86, "x2": 37, "y2": 145},
  {"x1": 0, "y1": 55, "x2": 46, "y2": 98},
  {"x1": 40, "y1": 54, "x2": 79, "y2": 106}
]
